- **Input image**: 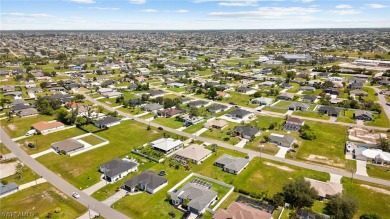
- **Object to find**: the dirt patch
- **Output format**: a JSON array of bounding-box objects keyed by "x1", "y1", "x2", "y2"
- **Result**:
[
  {"x1": 7, "y1": 124, "x2": 17, "y2": 131},
  {"x1": 264, "y1": 162, "x2": 294, "y2": 172},
  {"x1": 152, "y1": 130, "x2": 158, "y2": 134},
  {"x1": 306, "y1": 154, "x2": 344, "y2": 168},
  {"x1": 360, "y1": 185, "x2": 390, "y2": 195},
  {"x1": 105, "y1": 101, "x2": 112, "y2": 105}
]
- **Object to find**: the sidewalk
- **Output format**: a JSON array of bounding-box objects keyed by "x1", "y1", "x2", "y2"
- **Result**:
[{"x1": 30, "y1": 149, "x2": 54, "y2": 159}]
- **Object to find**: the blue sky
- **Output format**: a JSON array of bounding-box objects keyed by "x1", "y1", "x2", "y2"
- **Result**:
[{"x1": 1, "y1": 0, "x2": 389, "y2": 30}]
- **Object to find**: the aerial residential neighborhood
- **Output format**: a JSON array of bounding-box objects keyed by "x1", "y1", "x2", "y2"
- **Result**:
[{"x1": 1, "y1": 1, "x2": 390, "y2": 218}]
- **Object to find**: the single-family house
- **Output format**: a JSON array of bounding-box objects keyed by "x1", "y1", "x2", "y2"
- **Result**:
[
  {"x1": 171, "y1": 182, "x2": 218, "y2": 215},
  {"x1": 17, "y1": 108, "x2": 39, "y2": 118},
  {"x1": 214, "y1": 154, "x2": 249, "y2": 175},
  {"x1": 318, "y1": 106, "x2": 341, "y2": 117},
  {"x1": 250, "y1": 97, "x2": 274, "y2": 106},
  {"x1": 143, "y1": 103, "x2": 164, "y2": 112},
  {"x1": 147, "y1": 90, "x2": 164, "y2": 99},
  {"x1": 288, "y1": 102, "x2": 309, "y2": 111},
  {"x1": 226, "y1": 109, "x2": 254, "y2": 121},
  {"x1": 353, "y1": 110, "x2": 373, "y2": 121},
  {"x1": 206, "y1": 104, "x2": 228, "y2": 113},
  {"x1": 32, "y1": 121, "x2": 65, "y2": 134},
  {"x1": 180, "y1": 114, "x2": 204, "y2": 126},
  {"x1": 94, "y1": 116, "x2": 121, "y2": 128},
  {"x1": 284, "y1": 117, "x2": 305, "y2": 131},
  {"x1": 174, "y1": 144, "x2": 212, "y2": 164},
  {"x1": 157, "y1": 108, "x2": 184, "y2": 117},
  {"x1": 305, "y1": 178, "x2": 343, "y2": 200},
  {"x1": 123, "y1": 170, "x2": 167, "y2": 194},
  {"x1": 236, "y1": 87, "x2": 256, "y2": 95},
  {"x1": 324, "y1": 88, "x2": 340, "y2": 95},
  {"x1": 277, "y1": 93, "x2": 294, "y2": 100},
  {"x1": 300, "y1": 86, "x2": 315, "y2": 92},
  {"x1": 100, "y1": 158, "x2": 139, "y2": 183},
  {"x1": 269, "y1": 133, "x2": 296, "y2": 148},
  {"x1": 302, "y1": 95, "x2": 318, "y2": 103},
  {"x1": 350, "y1": 89, "x2": 368, "y2": 96},
  {"x1": 187, "y1": 100, "x2": 209, "y2": 108},
  {"x1": 150, "y1": 138, "x2": 184, "y2": 154},
  {"x1": 103, "y1": 91, "x2": 122, "y2": 99},
  {"x1": 0, "y1": 182, "x2": 19, "y2": 198},
  {"x1": 233, "y1": 126, "x2": 261, "y2": 140},
  {"x1": 205, "y1": 119, "x2": 228, "y2": 130},
  {"x1": 213, "y1": 201, "x2": 273, "y2": 219},
  {"x1": 51, "y1": 139, "x2": 85, "y2": 155}
]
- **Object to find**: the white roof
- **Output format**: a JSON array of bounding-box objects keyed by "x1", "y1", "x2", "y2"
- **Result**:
[
  {"x1": 150, "y1": 138, "x2": 183, "y2": 152},
  {"x1": 362, "y1": 149, "x2": 383, "y2": 159}
]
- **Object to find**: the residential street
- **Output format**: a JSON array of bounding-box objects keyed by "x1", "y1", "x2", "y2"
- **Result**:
[
  {"x1": 84, "y1": 94, "x2": 390, "y2": 187},
  {"x1": 0, "y1": 127, "x2": 130, "y2": 219},
  {"x1": 371, "y1": 86, "x2": 390, "y2": 121}
]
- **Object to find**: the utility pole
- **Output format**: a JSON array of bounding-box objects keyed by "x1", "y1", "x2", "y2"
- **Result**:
[{"x1": 259, "y1": 144, "x2": 264, "y2": 161}]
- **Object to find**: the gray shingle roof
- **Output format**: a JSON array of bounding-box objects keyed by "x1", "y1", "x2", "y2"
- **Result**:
[
  {"x1": 124, "y1": 170, "x2": 167, "y2": 191},
  {"x1": 215, "y1": 154, "x2": 249, "y2": 173},
  {"x1": 101, "y1": 159, "x2": 138, "y2": 178}
]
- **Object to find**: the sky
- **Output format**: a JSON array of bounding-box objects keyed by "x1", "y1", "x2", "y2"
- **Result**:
[{"x1": 0, "y1": 0, "x2": 389, "y2": 30}]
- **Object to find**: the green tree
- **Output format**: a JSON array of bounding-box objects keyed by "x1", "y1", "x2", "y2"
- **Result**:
[
  {"x1": 0, "y1": 98, "x2": 11, "y2": 110},
  {"x1": 326, "y1": 194, "x2": 359, "y2": 219},
  {"x1": 75, "y1": 116, "x2": 87, "y2": 127},
  {"x1": 189, "y1": 107, "x2": 199, "y2": 117},
  {"x1": 282, "y1": 178, "x2": 318, "y2": 209},
  {"x1": 40, "y1": 82, "x2": 49, "y2": 89}
]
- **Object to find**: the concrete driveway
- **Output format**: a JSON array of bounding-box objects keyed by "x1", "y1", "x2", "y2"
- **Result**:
[
  {"x1": 275, "y1": 147, "x2": 289, "y2": 158},
  {"x1": 234, "y1": 139, "x2": 248, "y2": 148},
  {"x1": 356, "y1": 160, "x2": 368, "y2": 176}
]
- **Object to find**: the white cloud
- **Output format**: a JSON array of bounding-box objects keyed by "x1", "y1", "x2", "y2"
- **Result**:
[
  {"x1": 209, "y1": 6, "x2": 320, "y2": 19},
  {"x1": 301, "y1": 0, "x2": 314, "y2": 3},
  {"x1": 335, "y1": 4, "x2": 352, "y2": 9},
  {"x1": 69, "y1": 0, "x2": 95, "y2": 4},
  {"x1": 83, "y1": 7, "x2": 120, "y2": 10},
  {"x1": 175, "y1": 9, "x2": 189, "y2": 13},
  {"x1": 330, "y1": 9, "x2": 360, "y2": 15},
  {"x1": 141, "y1": 9, "x2": 158, "y2": 13},
  {"x1": 1, "y1": 12, "x2": 53, "y2": 17},
  {"x1": 364, "y1": 4, "x2": 388, "y2": 9},
  {"x1": 218, "y1": 1, "x2": 258, "y2": 7},
  {"x1": 129, "y1": 0, "x2": 146, "y2": 4}
]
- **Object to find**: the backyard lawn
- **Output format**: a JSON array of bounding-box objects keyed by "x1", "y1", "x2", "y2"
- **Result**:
[
  {"x1": 262, "y1": 106, "x2": 288, "y2": 114},
  {"x1": 365, "y1": 108, "x2": 390, "y2": 128},
  {"x1": 183, "y1": 121, "x2": 206, "y2": 134},
  {"x1": 79, "y1": 135, "x2": 105, "y2": 145},
  {"x1": 36, "y1": 120, "x2": 165, "y2": 188},
  {"x1": 200, "y1": 122, "x2": 241, "y2": 145},
  {"x1": 18, "y1": 127, "x2": 86, "y2": 155},
  {"x1": 0, "y1": 115, "x2": 55, "y2": 138},
  {"x1": 0, "y1": 183, "x2": 86, "y2": 219}
]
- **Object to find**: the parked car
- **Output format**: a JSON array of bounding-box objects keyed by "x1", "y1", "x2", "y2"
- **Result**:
[
  {"x1": 25, "y1": 129, "x2": 36, "y2": 136},
  {"x1": 386, "y1": 102, "x2": 390, "y2": 106},
  {"x1": 72, "y1": 192, "x2": 80, "y2": 199},
  {"x1": 27, "y1": 143, "x2": 35, "y2": 148}
]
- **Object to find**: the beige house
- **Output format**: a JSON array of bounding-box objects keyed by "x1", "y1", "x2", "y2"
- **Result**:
[
  {"x1": 174, "y1": 144, "x2": 212, "y2": 164},
  {"x1": 204, "y1": 119, "x2": 228, "y2": 130}
]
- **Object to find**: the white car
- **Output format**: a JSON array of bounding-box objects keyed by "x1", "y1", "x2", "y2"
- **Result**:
[
  {"x1": 72, "y1": 192, "x2": 80, "y2": 199},
  {"x1": 25, "y1": 129, "x2": 36, "y2": 136}
]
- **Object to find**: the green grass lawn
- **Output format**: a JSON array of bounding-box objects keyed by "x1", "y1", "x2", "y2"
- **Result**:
[
  {"x1": 273, "y1": 100, "x2": 292, "y2": 108},
  {"x1": 79, "y1": 135, "x2": 105, "y2": 145},
  {"x1": 183, "y1": 121, "x2": 206, "y2": 134},
  {"x1": 18, "y1": 127, "x2": 86, "y2": 155},
  {"x1": 296, "y1": 121, "x2": 348, "y2": 168},
  {"x1": 118, "y1": 106, "x2": 145, "y2": 115},
  {"x1": 0, "y1": 115, "x2": 55, "y2": 138},
  {"x1": 80, "y1": 124, "x2": 101, "y2": 132},
  {"x1": 219, "y1": 92, "x2": 259, "y2": 108},
  {"x1": 365, "y1": 108, "x2": 390, "y2": 128},
  {"x1": 366, "y1": 164, "x2": 390, "y2": 181},
  {"x1": 262, "y1": 106, "x2": 288, "y2": 114},
  {"x1": 97, "y1": 97, "x2": 121, "y2": 106},
  {"x1": 200, "y1": 122, "x2": 241, "y2": 145},
  {"x1": 0, "y1": 143, "x2": 11, "y2": 155},
  {"x1": 337, "y1": 110, "x2": 356, "y2": 124},
  {"x1": 167, "y1": 87, "x2": 185, "y2": 93},
  {"x1": 36, "y1": 120, "x2": 166, "y2": 188},
  {"x1": 362, "y1": 87, "x2": 378, "y2": 102},
  {"x1": 342, "y1": 178, "x2": 390, "y2": 219},
  {"x1": 287, "y1": 83, "x2": 300, "y2": 93},
  {"x1": 293, "y1": 111, "x2": 330, "y2": 120},
  {"x1": 153, "y1": 117, "x2": 184, "y2": 129},
  {"x1": 302, "y1": 89, "x2": 322, "y2": 96},
  {"x1": 249, "y1": 116, "x2": 285, "y2": 130},
  {"x1": 0, "y1": 183, "x2": 86, "y2": 219}
]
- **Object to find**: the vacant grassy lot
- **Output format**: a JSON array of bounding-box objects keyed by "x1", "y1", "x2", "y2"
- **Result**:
[
  {"x1": 118, "y1": 106, "x2": 145, "y2": 115},
  {"x1": 153, "y1": 117, "x2": 184, "y2": 129},
  {"x1": 296, "y1": 121, "x2": 348, "y2": 168},
  {"x1": 292, "y1": 111, "x2": 330, "y2": 120},
  {"x1": 273, "y1": 100, "x2": 292, "y2": 108},
  {"x1": 262, "y1": 106, "x2": 288, "y2": 114},
  {"x1": 0, "y1": 115, "x2": 55, "y2": 138},
  {"x1": 0, "y1": 183, "x2": 86, "y2": 219},
  {"x1": 366, "y1": 164, "x2": 390, "y2": 181},
  {"x1": 1, "y1": 159, "x2": 38, "y2": 185},
  {"x1": 249, "y1": 116, "x2": 285, "y2": 130},
  {"x1": 342, "y1": 178, "x2": 390, "y2": 219},
  {"x1": 18, "y1": 127, "x2": 86, "y2": 155},
  {"x1": 36, "y1": 120, "x2": 165, "y2": 188},
  {"x1": 183, "y1": 121, "x2": 206, "y2": 134},
  {"x1": 219, "y1": 92, "x2": 258, "y2": 108}
]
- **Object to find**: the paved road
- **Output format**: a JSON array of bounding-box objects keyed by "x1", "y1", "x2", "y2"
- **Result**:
[
  {"x1": 1, "y1": 42, "x2": 19, "y2": 58},
  {"x1": 85, "y1": 94, "x2": 390, "y2": 187},
  {"x1": 158, "y1": 86, "x2": 390, "y2": 131},
  {"x1": 371, "y1": 87, "x2": 390, "y2": 122},
  {"x1": 0, "y1": 128, "x2": 130, "y2": 219}
]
